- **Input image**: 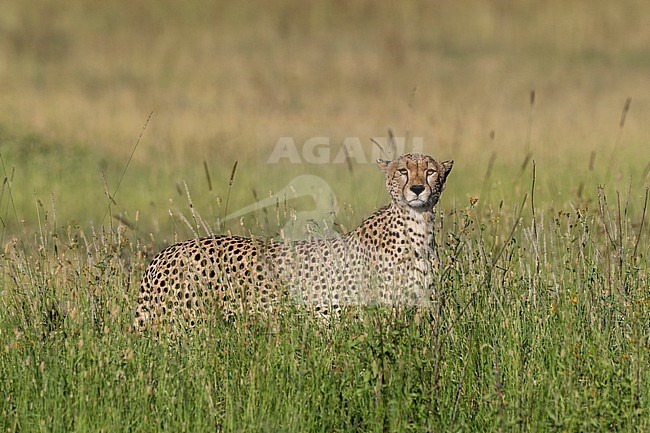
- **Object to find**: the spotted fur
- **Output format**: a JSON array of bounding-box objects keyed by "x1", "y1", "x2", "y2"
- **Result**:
[{"x1": 134, "y1": 153, "x2": 453, "y2": 330}]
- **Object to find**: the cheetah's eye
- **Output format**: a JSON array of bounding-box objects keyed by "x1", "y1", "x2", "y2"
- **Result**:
[
  {"x1": 426, "y1": 169, "x2": 436, "y2": 176},
  {"x1": 397, "y1": 168, "x2": 408, "y2": 176}
]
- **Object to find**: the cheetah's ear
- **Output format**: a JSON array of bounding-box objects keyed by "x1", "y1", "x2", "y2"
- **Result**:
[
  {"x1": 377, "y1": 159, "x2": 391, "y2": 172},
  {"x1": 441, "y1": 160, "x2": 454, "y2": 180}
]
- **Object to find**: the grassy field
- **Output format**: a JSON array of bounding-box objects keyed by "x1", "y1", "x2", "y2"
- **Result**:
[{"x1": 1, "y1": 0, "x2": 650, "y2": 431}]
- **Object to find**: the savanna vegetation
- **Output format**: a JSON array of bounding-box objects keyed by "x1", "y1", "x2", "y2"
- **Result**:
[{"x1": 1, "y1": 0, "x2": 649, "y2": 431}]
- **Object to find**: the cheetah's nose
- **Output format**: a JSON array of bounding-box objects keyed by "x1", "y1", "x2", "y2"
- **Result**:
[{"x1": 410, "y1": 184, "x2": 425, "y2": 195}]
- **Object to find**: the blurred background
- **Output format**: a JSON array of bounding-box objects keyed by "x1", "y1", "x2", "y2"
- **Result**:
[{"x1": 0, "y1": 0, "x2": 648, "y2": 241}]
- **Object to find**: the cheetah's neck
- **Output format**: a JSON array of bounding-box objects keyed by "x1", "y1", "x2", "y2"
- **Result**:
[
  {"x1": 403, "y1": 205, "x2": 436, "y2": 246},
  {"x1": 348, "y1": 203, "x2": 437, "y2": 249}
]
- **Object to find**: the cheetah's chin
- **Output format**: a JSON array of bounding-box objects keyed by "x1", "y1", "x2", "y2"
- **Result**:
[{"x1": 407, "y1": 198, "x2": 428, "y2": 208}]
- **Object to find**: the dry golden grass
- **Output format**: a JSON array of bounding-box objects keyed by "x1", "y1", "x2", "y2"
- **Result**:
[
  {"x1": 0, "y1": 0, "x2": 648, "y2": 234},
  {"x1": 1, "y1": 4, "x2": 650, "y2": 431}
]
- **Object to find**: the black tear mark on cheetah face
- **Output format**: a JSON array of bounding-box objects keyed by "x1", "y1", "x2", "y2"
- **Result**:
[{"x1": 377, "y1": 154, "x2": 453, "y2": 212}]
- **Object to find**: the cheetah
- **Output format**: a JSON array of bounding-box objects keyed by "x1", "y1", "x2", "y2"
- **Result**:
[{"x1": 134, "y1": 153, "x2": 453, "y2": 330}]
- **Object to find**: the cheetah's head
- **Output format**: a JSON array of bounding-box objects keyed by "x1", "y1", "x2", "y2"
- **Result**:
[{"x1": 377, "y1": 154, "x2": 453, "y2": 212}]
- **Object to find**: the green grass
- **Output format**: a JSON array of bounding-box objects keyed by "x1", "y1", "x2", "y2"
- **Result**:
[
  {"x1": 1, "y1": 0, "x2": 650, "y2": 431},
  {"x1": 1, "y1": 181, "x2": 649, "y2": 431}
]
